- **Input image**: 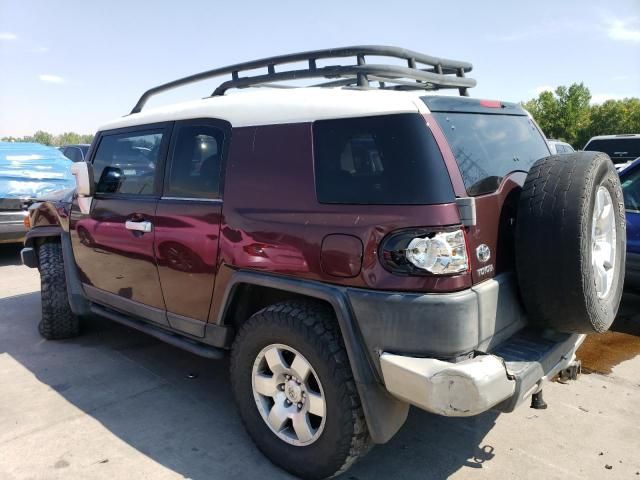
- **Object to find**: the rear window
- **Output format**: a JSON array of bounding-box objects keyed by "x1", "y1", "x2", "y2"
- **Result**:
[
  {"x1": 313, "y1": 114, "x2": 455, "y2": 205},
  {"x1": 431, "y1": 112, "x2": 550, "y2": 196},
  {"x1": 585, "y1": 138, "x2": 640, "y2": 163}
]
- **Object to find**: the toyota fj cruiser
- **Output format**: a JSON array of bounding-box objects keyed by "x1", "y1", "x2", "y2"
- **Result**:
[{"x1": 21, "y1": 46, "x2": 626, "y2": 479}]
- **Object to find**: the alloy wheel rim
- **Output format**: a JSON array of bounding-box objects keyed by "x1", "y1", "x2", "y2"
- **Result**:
[
  {"x1": 251, "y1": 343, "x2": 326, "y2": 446},
  {"x1": 591, "y1": 186, "x2": 617, "y2": 299}
]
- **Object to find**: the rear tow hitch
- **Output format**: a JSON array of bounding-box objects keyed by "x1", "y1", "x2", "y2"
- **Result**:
[
  {"x1": 530, "y1": 359, "x2": 582, "y2": 410},
  {"x1": 558, "y1": 360, "x2": 582, "y2": 383},
  {"x1": 530, "y1": 390, "x2": 548, "y2": 410}
]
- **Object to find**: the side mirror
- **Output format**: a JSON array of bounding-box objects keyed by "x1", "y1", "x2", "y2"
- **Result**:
[
  {"x1": 70, "y1": 161, "x2": 94, "y2": 214},
  {"x1": 97, "y1": 167, "x2": 124, "y2": 194},
  {"x1": 70, "y1": 161, "x2": 94, "y2": 196}
]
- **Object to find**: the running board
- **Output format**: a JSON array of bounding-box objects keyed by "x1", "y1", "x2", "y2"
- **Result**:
[{"x1": 90, "y1": 304, "x2": 225, "y2": 359}]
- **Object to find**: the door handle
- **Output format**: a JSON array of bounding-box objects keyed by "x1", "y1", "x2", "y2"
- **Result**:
[{"x1": 125, "y1": 220, "x2": 153, "y2": 233}]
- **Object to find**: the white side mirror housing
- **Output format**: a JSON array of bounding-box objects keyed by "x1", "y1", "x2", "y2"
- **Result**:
[
  {"x1": 70, "y1": 161, "x2": 92, "y2": 196},
  {"x1": 70, "y1": 162, "x2": 93, "y2": 214}
]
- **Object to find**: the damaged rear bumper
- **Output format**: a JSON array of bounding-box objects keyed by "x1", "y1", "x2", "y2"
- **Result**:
[{"x1": 380, "y1": 331, "x2": 585, "y2": 417}]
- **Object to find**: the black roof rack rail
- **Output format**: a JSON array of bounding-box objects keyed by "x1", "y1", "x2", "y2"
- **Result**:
[{"x1": 130, "y1": 45, "x2": 476, "y2": 114}]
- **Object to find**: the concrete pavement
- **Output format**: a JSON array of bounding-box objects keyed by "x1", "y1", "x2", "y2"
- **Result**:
[{"x1": 0, "y1": 243, "x2": 639, "y2": 479}]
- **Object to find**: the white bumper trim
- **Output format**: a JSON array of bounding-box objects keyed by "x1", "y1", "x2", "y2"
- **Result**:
[{"x1": 380, "y1": 353, "x2": 515, "y2": 417}]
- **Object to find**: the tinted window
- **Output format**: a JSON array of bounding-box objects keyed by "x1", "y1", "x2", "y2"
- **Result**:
[
  {"x1": 313, "y1": 114, "x2": 455, "y2": 204},
  {"x1": 165, "y1": 124, "x2": 223, "y2": 199},
  {"x1": 585, "y1": 138, "x2": 640, "y2": 163},
  {"x1": 93, "y1": 130, "x2": 163, "y2": 195},
  {"x1": 79, "y1": 145, "x2": 89, "y2": 158},
  {"x1": 432, "y1": 113, "x2": 550, "y2": 196},
  {"x1": 64, "y1": 147, "x2": 83, "y2": 162},
  {"x1": 622, "y1": 165, "x2": 640, "y2": 212}
]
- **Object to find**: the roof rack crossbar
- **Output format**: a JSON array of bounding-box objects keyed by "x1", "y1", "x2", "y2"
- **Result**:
[
  {"x1": 211, "y1": 64, "x2": 476, "y2": 96},
  {"x1": 130, "y1": 45, "x2": 476, "y2": 114}
]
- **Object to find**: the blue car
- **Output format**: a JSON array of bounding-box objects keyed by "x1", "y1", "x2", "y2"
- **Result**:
[
  {"x1": 619, "y1": 157, "x2": 640, "y2": 288},
  {"x1": 0, "y1": 142, "x2": 75, "y2": 244}
]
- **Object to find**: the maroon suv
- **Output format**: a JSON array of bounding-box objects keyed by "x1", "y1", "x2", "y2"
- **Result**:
[{"x1": 21, "y1": 47, "x2": 626, "y2": 479}]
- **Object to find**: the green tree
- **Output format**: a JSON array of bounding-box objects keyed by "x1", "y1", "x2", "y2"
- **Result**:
[
  {"x1": 522, "y1": 83, "x2": 591, "y2": 146},
  {"x1": 32, "y1": 130, "x2": 55, "y2": 146},
  {"x1": 578, "y1": 97, "x2": 640, "y2": 146},
  {"x1": 1, "y1": 131, "x2": 95, "y2": 146},
  {"x1": 56, "y1": 132, "x2": 83, "y2": 146}
]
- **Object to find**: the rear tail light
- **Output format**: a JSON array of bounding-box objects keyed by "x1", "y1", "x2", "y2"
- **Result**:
[{"x1": 380, "y1": 228, "x2": 469, "y2": 275}]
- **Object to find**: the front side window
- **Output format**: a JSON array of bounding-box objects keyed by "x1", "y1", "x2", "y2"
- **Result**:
[
  {"x1": 93, "y1": 131, "x2": 163, "y2": 195},
  {"x1": 165, "y1": 124, "x2": 224, "y2": 199},
  {"x1": 313, "y1": 114, "x2": 455, "y2": 205}
]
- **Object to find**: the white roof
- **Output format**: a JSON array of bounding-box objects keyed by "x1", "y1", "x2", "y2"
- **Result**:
[{"x1": 99, "y1": 87, "x2": 433, "y2": 131}]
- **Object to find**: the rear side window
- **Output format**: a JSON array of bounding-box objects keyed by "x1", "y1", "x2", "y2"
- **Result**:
[
  {"x1": 64, "y1": 147, "x2": 83, "y2": 162},
  {"x1": 313, "y1": 114, "x2": 455, "y2": 204},
  {"x1": 432, "y1": 112, "x2": 550, "y2": 196},
  {"x1": 585, "y1": 138, "x2": 640, "y2": 163},
  {"x1": 93, "y1": 130, "x2": 163, "y2": 195},
  {"x1": 165, "y1": 124, "x2": 224, "y2": 199}
]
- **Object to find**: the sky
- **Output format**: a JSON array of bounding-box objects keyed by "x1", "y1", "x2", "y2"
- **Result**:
[{"x1": 0, "y1": 0, "x2": 639, "y2": 137}]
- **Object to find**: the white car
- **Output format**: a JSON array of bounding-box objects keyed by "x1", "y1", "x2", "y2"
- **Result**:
[{"x1": 548, "y1": 139, "x2": 575, "y2": 154}]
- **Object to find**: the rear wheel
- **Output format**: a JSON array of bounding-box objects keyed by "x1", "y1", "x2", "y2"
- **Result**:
[
  {"x1": 230, "y1": 300, "x2": 372, "y2": 479},
  {"x1": 38, "y1": 241, "x2": 80, "y2": 339}
]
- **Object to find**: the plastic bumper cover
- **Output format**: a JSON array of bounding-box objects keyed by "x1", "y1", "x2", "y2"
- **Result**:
[{"x1": 380, "y1": 331, "x2": 585, "y2": 417}]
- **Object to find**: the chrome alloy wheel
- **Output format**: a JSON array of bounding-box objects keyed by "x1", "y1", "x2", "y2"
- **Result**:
[
  {"x1": 591, "y1": 186, "x2": 617, "y2": 299},
  {"x1": 251, "y1": 344, "x2": 326, "y2": 446}
]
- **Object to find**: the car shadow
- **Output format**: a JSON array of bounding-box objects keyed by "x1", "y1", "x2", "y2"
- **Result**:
[
  {"x1": 0, "y1": 290, "x2": 501, "y2": 479},
  {"x1": 612, "y1": 290, "x2": 640, "y2": 336},
  {"x1": 0, "y1": 243, "x2": 23, "y2": 266}
]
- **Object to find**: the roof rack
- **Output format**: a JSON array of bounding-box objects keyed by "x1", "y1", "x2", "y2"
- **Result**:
[{"x1": 130, "y1": 45, "x2": 476, "y2": 114}]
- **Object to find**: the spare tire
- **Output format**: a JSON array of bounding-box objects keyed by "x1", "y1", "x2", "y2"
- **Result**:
[{"x1": 515, "y1": 151, "x2": 625, "y2": 333}]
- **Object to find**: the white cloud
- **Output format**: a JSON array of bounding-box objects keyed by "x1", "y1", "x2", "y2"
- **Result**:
[
  {"x1": 32, "y1": 46, "x2": 49, "y2": 54},
  {"x1": 607, "y1": 19, "x2": 640, "y2": 42},
  {"x1": 590, "y1": 93, "x2": 625, "y2": 104},
  {"x1": 532, "y1": 85, "x2": 555, "y2": 95},
  {"x1": 0, "y1": 32, "x2": 17, "y2": 40},
  {"x1": 39, "y1": 74, "x2": 64, "y2": 84}
]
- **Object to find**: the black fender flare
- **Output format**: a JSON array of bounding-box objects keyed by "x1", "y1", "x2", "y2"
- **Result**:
[
  {"x1": 24, "y1": 228, "x2": 91, "y2": 317},
  {"x1": 216, "y1": 270, "x2": 409, "y2": 444}
]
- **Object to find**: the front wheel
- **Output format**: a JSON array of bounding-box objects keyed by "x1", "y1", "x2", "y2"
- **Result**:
[
  {"x1": 230, "y1": 300, "x2": 372, "y2": 479},
  {"x1": 38, "y1": 241, "x2": 80, "y2": 339}
]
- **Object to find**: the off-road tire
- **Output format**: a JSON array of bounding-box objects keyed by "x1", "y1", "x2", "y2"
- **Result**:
[
  {"x1": 230, "y1": 300, "x2": 372, "y2": 479},
  {"x1": 38, "y1": 241, "x2": 80, "y2": 339},
  {"x1": 515, "y1": 151, "x2": 626, "y2": 333}
]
